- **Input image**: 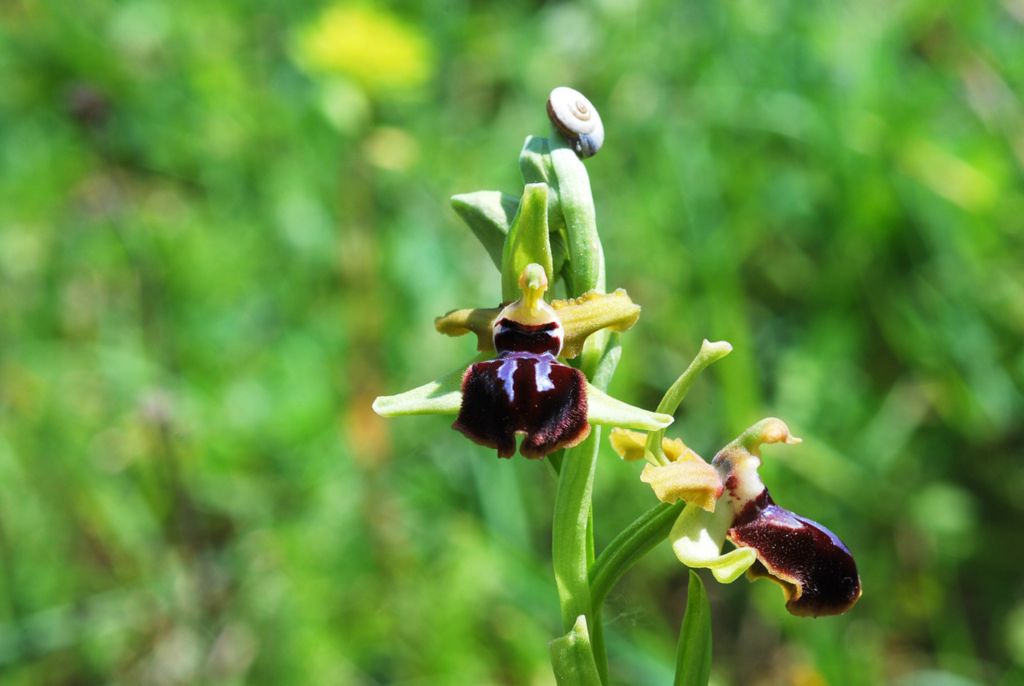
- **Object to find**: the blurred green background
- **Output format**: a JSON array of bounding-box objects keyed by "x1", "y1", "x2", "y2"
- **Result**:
[{"x1": 1, "y1": 0, "x2": 1023, "y2": 684}]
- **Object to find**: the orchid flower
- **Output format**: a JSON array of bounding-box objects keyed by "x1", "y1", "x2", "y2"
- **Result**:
[
  {"x1": 372, "y1": 263, "x2": 672, "y2": 458},
  {"x1": 617, "y1": 417, "x2": 862, "y2": 617}
]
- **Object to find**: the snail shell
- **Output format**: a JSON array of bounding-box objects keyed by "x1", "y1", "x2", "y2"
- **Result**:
[{"x1": 546, "y1": 87, "x2": 604, "y2": 159}]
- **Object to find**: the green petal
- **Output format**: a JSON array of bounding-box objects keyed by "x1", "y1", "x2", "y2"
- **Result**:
[
  {"x1": 372, "y1": 365, "x2": 464, "y2": 417},
  {"x1": 586, "y1": 384, "x2": 673, "y2": 431},
  {"x1": 451, "y1": 191, "x2": 518, "y2": 269},
  {"x1": 501, "y1": 183, "x2": 554, "y2": 302},
  {"x1": 670, "y1": 504, "x2": 757, "y2": 584}
]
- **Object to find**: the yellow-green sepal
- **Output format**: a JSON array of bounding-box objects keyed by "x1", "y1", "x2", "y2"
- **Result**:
[
  {"x1": 586, "y1": 384, "x2": 673, "y2": 431},
  {"x1": 501, "y1": 183, "x2": 554, "y2": 302},
  {"x1": 371, "y1": 365, "x2": 464, "y2": 417}
]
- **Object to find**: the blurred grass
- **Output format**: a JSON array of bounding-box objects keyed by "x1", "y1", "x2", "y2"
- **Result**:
[{"x1": 1, "y1": 0, "x2": 1023, "y2": 684}]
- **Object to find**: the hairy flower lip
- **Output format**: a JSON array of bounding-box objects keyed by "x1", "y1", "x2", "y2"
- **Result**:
[
  {"x1": 727, "y1": 491, "x2": 862, "y2": 617},
  {"x1": 453, "y1": 351, "x2": 589, "y2": 459},
  {"x1": 451, "y1": 264, "x2": 591, "y2": 458}
]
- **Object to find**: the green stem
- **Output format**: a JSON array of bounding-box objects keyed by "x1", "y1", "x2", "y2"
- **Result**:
[
  {"x1": 547, "y1": 113, "x2": 616, "y2": 684},
  {"x1": 589, "y1": 501, "x2": 686, "y2": 608},
  {"x1": 552, "y1": 428, "x2": 601, "y2": 631},
  {"x1": 551, "y1": 328, "x2": 617, "y2": 684}
]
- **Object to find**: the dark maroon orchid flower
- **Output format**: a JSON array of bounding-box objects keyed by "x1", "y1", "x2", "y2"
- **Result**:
[
  {"x1": 373, "y1": 264, "x2": 674, "y2": 458},
  {"x1": 668, "y1": 418, "x2": 862, "y2": 617},
  {"x1": 453, "y1": 268, "x2": 589, "y2": 457}
]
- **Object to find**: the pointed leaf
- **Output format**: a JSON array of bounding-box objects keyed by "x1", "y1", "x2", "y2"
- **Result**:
[
  {"x1": 502, "y1": 183, "x2": 553, "y2": 301},
  {"x1": 551, "y1": 227, "x2": 569, "y2": 276},
  {"x1": 590, "y1": 501, "x2": 684, "y2": 608},
  {"x1": 548, "y1": 615, "x2": 603, "y2": 686},
  {"x1": 588, "y1": 331, "x2": 621, "y2": 390},
  {"x1": 674, "y1": 571, "x2": 712, "y2": 686},
  {"x1": 372, "y1": 365, "x2": 464, "y2": 417},
  {"x1": 586, "y1": 384, "x2": 673, "y2": 431},
  {"x1": 451, "y1": 191, "x2": 518, "y2": 269}
]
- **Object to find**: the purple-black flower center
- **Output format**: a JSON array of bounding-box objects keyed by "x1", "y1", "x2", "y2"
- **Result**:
[{"x1": 493, "y1": 318, "x2": 563, "y2": 356}]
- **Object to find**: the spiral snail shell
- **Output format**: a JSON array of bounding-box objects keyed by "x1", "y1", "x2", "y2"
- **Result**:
[{"x1": 546, "y1": 87, "x2": 604, "y2": 159}]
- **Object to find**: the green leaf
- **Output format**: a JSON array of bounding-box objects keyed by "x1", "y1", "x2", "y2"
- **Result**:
[
  {"x1": 371, "y1": 365, "x2": 464, "y2": 416},
  {"x1": 501, "y1": 183, "x2": 554, "y2": 301},
  {"x1": 590, "y1": 501, "x2": 684, "y2": 608},
  {"x1": 551, "y1": 228, "x2": 569, "y2": 277},
  {"x1": 586, "y1": 384, "x2": 673, "y2": 431},
  {"x1": 549, "y1": 615, "x2": 603, "y2": 686},
  {"x1": 451, "y1": 191, "x2": 519, "y2": 269},
  {"x1": 674, "y1": 571, "x2": 713, "y2": 686}
]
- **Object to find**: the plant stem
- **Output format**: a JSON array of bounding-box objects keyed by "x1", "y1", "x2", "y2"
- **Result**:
[
  {"x1": 552, "y1": 429, "x2": 601, "y2": 631},
  {"x1": 551, "y1": 327, "x2": 615, "y2": 684}
]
